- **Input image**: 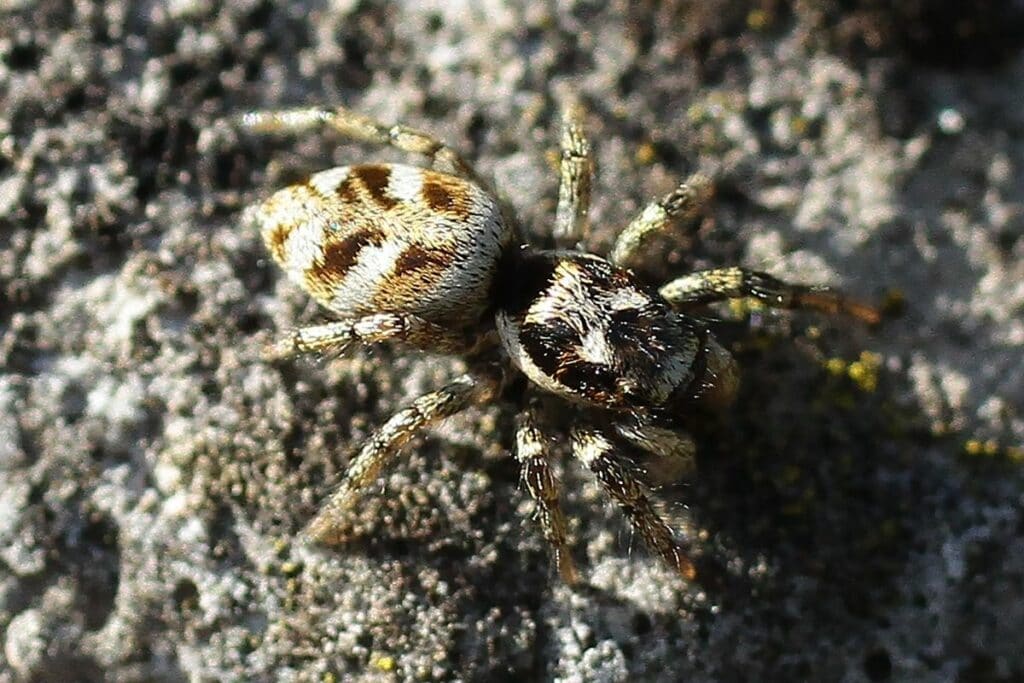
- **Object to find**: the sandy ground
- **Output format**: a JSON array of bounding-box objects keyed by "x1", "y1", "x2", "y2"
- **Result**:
[{"x1": 2, "y1": 1, "x2": 1023, "y2": 681}]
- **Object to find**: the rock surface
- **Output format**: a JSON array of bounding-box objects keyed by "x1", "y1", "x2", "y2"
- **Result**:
[{"x1": 1, "y1": 1, "x2": 1023, "y2": 681}]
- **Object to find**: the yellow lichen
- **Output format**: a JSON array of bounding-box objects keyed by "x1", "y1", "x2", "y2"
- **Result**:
[
  {"x1": 371, "y1": 654, "x2": 396, "y2": 672},
  {"x1": 825, "y1": 357, "x2": 848, "y2": 377},
  {"x1": 847, "y1": 351, "x2": 881, "y2": 393},
  {"x1": 963, "y1": 438, "x2": 1022, "y2": 461},
  {"x1": 747, "y1": 9, "x2": 771, "y2": 31},
  {"x1": 635, "y1": 141, "x2": 657, "y2": 166}
]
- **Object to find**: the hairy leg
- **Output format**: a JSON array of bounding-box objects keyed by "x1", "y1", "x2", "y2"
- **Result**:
[
  {"x1": 609, "y1": 173, "x2": 713, "y2": 266},
  {"x1": 262, "y1": 313, "x2": 474, "y2": 360},
  {"x1": 659, "y1": 266, "x2": 880, "y2": 323},
  {"x1": 306, "y1": 373, "x2": 498, "y2": 544},
  {"x1": 239, "y1": 106, "x2": 481, "y2": 183},
  {"x1": 614, "y1": 419, "x2": 697, "y2": 484},
  {"x1": 514, "y1": 408, "x2": 578, "y2": 584},
  {"x1": 552, "y1": 103, "x2": 593, "y2": 248},
  {"x1": 571, "y1": 428, "x2": 696, "y2": 580}
]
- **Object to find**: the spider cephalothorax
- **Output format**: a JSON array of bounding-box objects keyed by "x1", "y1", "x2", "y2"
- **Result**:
[
  {"x1": 240, "y1": 104, "x2": 878, "y2": 584},
  {"x1": 495, "y1": 249, "x2": 736, "y2": 412}
]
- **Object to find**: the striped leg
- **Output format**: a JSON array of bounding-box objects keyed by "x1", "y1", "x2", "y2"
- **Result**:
[
  {"x1": 239, "y1": 106, "x2": 480, "y2": 182},
  {"x1": 609, "y1": 173, "x2": 713, "y2": 266},
  {"x1": 263, "y1": 313, "x2": 473, "y2": 360},
  {"x1": 514, "y1": 408, "x2": 578, "y2": 584},
  {"x1": 614, "y1": 419, "x2": 697, "y2": 484},
  {"x1": 659, "y1": 267, "x2": 881, "y2": 323},
  {"x1": 552, "y1": 103, "x2": 593, "y2": 248},
  {"x1": 571, "y1": 428, "x2": 696, "y2": 580},
  {"x1": 307, "y1": 373, "x2": 497, "y2": 544}
]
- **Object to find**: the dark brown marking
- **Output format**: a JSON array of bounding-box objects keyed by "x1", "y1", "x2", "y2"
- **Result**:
[
  {"x1": 393, "y1": 244, "x2": 451, "y2": 277},
  {"x1": 353, "y1": 165, "x2": 398, "y2": 209},
  {"x1": 334, "y1": 176, "x2": 359, "y2": 204},
  {"x1": 304, "y1": 229, "x2": 387, "y2": 298},
  {"x1": 264, "y1": 223, "x2": 292, "y2": 265},
  {"x1": 422, "y1": 175, "x2": 470, "y2": 216}
]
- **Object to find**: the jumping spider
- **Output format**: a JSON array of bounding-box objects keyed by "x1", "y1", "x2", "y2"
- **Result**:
[{"x1": 240, "y1": 103, "x2": 879, "y2": 584}]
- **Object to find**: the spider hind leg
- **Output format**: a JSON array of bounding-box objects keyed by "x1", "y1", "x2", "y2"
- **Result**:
[
  {"x1": 306, "y1": 373, "x2": 496, "y2": 545},
  {"x1": 239, "y1": 106, "x2": 483, "y2": 184}
]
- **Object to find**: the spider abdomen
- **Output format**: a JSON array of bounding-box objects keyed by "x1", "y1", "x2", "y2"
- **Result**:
[{"x1": 249, "y1": 163, "x2": 513, "y2": 329}]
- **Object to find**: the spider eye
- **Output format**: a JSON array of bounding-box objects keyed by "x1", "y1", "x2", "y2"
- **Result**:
[
  {"x1": 607, "y1": 307, "x2": 642, "y2": 344},
  {"x1": 608, "y1": 306, "x2": 671, "y2": 356},
  {"x1": 520, "y1": 318, "x2": 576, "y2": 367},
  {"x1": 557, "y1": 362, "x2": 621, "y2": 399},
  {"x1": 516, "y1": 317, "x2": 624, "y2": 403},
  {"x1": 610, "y1": 307, "x2": 641, "y2": 326}
]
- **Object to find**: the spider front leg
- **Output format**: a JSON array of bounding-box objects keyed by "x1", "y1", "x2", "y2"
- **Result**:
[
  {"x1": 306, "y1": 372, "x2": 498, "y2": 544},
  {"x1": 239, "y1": 106, "x2": 482, "y2": 184},
  {"x1": 552, "y1": 103, "x2": 593, "y2": 248},
  {"x1": 659, "y1": 266, "x2": 881, "y2": 324},
  {"x1": 514, "y1": 407, "x2": 578, "y2": 584},
  {"x1": 263, "y1": 313, "x2": 475, "y2": 360},
  {"x1": 614, "y1": 418, "x2": 697, "y2": 484},
  {"x1": 609, "y1": 172, "x2": 713, "y2": 267},
  {"x1": 571, "y1": 428, "x2": 696, "y2": 580}
]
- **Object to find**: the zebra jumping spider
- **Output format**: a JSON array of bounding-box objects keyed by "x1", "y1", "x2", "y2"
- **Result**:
[{"x1": 240, "y1": 103, "x2": 879, "y2": 584}]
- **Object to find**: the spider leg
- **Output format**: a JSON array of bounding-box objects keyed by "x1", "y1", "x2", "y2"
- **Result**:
[
  {"x1": 239, "y1": 106, "x2": 482, "y2": 183},
  {"x1": 614, "y1": 418, "x2": 697, "y2": 484},
  {"x1": 514, "y1": 407, "x2": 578, "y2": 584},
  {"x1": 608, "y1": 172, "x2": 713, "y2": 266},
  {"x1": 263, "y1": 313, "x2": 474, "y2": 360},
  {"x1": 552, "y1": 102, "x2": 593, "y2": 248},
  {"x1": 659, "y1": 266, "x2": 880, "y2": 323},
  {"x1": 306, "y1": 372, "x2": 498, "y2": 545},
  {"x1": 570, "y1": 427, "x2": 696, "y2": 580}
]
